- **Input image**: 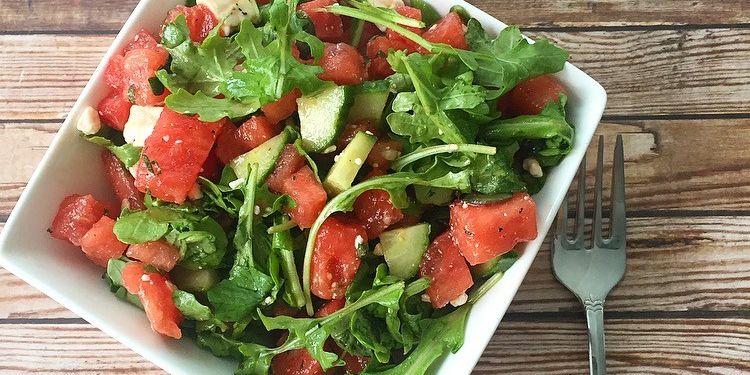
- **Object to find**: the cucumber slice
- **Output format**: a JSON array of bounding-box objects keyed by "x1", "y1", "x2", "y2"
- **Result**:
[
  {"x1": 170, "y1": 266, "x2": 222, "y2": 293},
  {"x1": 415, "y1": 185, "x2": 454, "y2": 206},
  {"x1": 323, "y1": 131, "x2": 377, "y2": 195},
  {"x1": 380, "y1": 223, "x2": 431, "y2": 279},
  {"x1": 298, "y1": 85, "x2": 354, "y2": 153},
  {"x1": 348, "y1": 80, "x2": 391, "y2": 124},
  {"x1": 229, "y1": 129, "x2": 289, "y2": 182}
]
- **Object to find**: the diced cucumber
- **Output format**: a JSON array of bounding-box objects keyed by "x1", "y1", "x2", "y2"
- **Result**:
[
  {"x1": 348, "y1": 80, "x2": 391, "y2": 124},
  {"x1": 415, "y1": 186, "x2": 454, "y2": 206},
  {"x1": 471, "y1": 251, "x2": 520, "y2": 278},
  {"x1": 380, "y1": 223, "x2": 431, "y2": 279},
  {"x1": 229, "y1": 129, "x2": 289, "y2": 183},
  {"x1": 323, "y1": 131, "x2": 377, "y2": 195},
  {"x1": 171, "y1": 266, "x2": 222, "y2": 293},
  {"x1": 298, "y1": 85, "x2": 354, "y2": 153}
]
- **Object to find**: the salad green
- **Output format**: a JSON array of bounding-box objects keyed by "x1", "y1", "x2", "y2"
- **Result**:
[{"x1": 57, "y1": 0, "x2": 578, "y2": 373}]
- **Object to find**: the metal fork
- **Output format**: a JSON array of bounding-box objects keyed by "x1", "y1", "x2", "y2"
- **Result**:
[{"x1": 552, "y1": 135, "x2": 626, "y2": 375}]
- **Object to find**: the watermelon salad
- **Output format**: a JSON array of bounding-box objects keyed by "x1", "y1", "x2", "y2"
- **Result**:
[{"x1": 51, "y1": 0, "x2": 574, "y2": 373}]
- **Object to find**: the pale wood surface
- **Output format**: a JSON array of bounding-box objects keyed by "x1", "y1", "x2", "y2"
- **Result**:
[{"x1": 1, "y1": 0, "x2": 750, "y2": 373}]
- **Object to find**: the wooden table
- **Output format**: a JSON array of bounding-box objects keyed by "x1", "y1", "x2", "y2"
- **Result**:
[{"x1": 1, "y1": 0, "x2": 750, "y2": 373}]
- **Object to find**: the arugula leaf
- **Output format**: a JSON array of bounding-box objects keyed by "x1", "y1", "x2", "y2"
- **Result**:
[
  {"x1": 302, "y1": 171, "x2": 471, "y2": 314},
  {"x1": 363, "y1": 305, "x2": 470, "y2": 375},
  {"x1": 464, "y1": 20, "x2": 569, "y2": 93},
  {"x1": 84, "y1": 135, "x2": 142, "y2": 168},
  {"x1": 168, "y1": 216, "x2": 228, "y2": 270},
  {"x1": 469, "y1": 143, "x2": 526, "y2": 195},
  {"x1": 206, "y1": 266, "x2": 275, "y2": 322},
  {"x1": 327, "y1": 2, "x2": 568, "y2": 95},
  {"x1": 197, "y1": 330, "x2": 244, "y2": 360},
  {"x1": 113, "y1": 207, "x2": 196, "y2": 244},
  {"x1": 206, "y1": 166, "x2": 275, "y2": 322},
  {"x1": 173, "y1": 289, "x2": 213, "y2": 321},
  {"x1": 165, "y1": 89, "x2": 261, "y2": 122},
  {"x1": 236, "y1": 281, "x2": 405, "y2": 373},
  {"x1": 158, "y1": 16, "x2": 242, "y2": 97},
  {"x1": 392, "y1": 144, "x2": 496, "y2": 172},
  {"x1": 483, "y1": 96, "x2": 574, "y2": 165},
  {"x1": 386, "y1": 52, "x2": 467, "y2": 145}
]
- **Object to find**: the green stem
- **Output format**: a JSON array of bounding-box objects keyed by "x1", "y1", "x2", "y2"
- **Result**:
[
  {"x1": 272, "y1": 217, "x2": 306, "y2": 308},
  {"x1": 325, "y1": 4, "x2": 434, "y2": 51},
  {"x1": 350, "y1": 18, "x2": 365, "y2": 46},
  {"x1": 267, "y1": 219, "x2": 298, "y2": 234},
  {"x1": 392, "y1": 144, "x2": 497, "y2": 171}
]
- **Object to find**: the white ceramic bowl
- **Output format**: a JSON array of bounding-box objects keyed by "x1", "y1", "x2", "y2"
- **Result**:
[{"x1": 0, "y1": 0, "x2": 606, "y2": 374}]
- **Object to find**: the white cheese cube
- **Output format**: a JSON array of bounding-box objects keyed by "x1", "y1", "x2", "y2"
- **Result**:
[
  {"x1": 197, "y1": 0, "x2": 261, "y2": 35},
  {"x1": 76, "y1": 106, "x2": 101, "y2": 135},
  {"x1": 123, "y1": 106, "x2": 163, "y2": 147}
]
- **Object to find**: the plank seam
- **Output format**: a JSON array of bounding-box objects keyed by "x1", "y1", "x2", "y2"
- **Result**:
[{"x1": 1, "y1": 23, "x2": 750, "y2": 36}]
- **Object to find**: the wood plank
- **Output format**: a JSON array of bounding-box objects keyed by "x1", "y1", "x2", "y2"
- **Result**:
[
  {"x1": 476, "y1": 319, "x2": 750, "y2": 374},
  {"x1": 530, "y1": 28, "x2": 750, "y2": 116},
  {"x1": 1, "y1": 320, "x2": 749, "y2": 374},
  {"x1": 1, "y1": 0, "x2": 748, "y2": 31},
  {"x1": 0, "y1": 324, "x2": 164, "y2": 374},
  {"x1": 509, "y1": 216, "x2": 750, "y2": 313},
  {"x1": 2, "y1": 215, "x2": 749, "y2": 318},
  {"x1": 0, "y1": 268, "x2": 75, "y2": 319},
  {"x1": 1, "y1": 29, "x2": 749, "y2": 120}
]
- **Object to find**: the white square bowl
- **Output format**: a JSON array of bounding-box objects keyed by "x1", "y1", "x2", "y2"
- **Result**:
[{"x1": 0, "y1": 0, "x2": 606, "y2": 374}]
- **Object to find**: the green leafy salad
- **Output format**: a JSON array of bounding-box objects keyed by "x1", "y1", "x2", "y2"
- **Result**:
[{"x1": 48, "y1": 0, "x2": 575, "y2": 374}]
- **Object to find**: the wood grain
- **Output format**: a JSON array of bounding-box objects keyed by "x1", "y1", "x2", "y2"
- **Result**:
[
  {"x1": 0, "y1": 268, "x2": 73, "y2": 319},
  {"x1": 476, "y1": 319, "x2": 750, "y2": 374},
  {"x1": 0, "y1": 324, "x2": 164, "y2": 374},
  {"x1": 1, "y1": 320, "x2": 749, "y2": 374},
  {"x1": 1, "y1": 30, "x2": 750, "y2": 120},
  {"x1": 510, "y1": 216, "x2": 750, "y2": 313},
  {"x1": 1, "y1": 0, "x2": 749, "y2": 31}
]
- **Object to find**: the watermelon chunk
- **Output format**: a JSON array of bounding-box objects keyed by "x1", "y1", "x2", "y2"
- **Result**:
[
  {"x1": 50, "y1": 194, "x2": 108, "y2": 246},
  {"x1": 134, "y1": 109, "x2": 223, "y2": 204}
]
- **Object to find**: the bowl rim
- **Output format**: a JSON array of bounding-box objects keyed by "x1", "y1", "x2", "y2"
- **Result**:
[{"x1": 0, "y1": 0, "x2": 607, "y2": 374}]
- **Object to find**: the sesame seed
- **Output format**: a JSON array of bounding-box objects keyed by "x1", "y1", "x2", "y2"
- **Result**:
[
  {"x1": 365, "y1": 131, "x2": 374, "y2": 135},
  {"x1": 254, "y1": 205, "x2": 260, "y2": 215},
  {"x1": 175, "y1": 140, "x2": 183, "y2": 144},
  {"x1": 354, "y1": 158, "x2": 363, "y2": 166},
  {"x1": 421, "y1": 294, "x2": 431, "y2": 303},
  {"x1": 141, "y1": 274, "x2": 151, "y2": 282},
  {"x1": 162, "y1": 135, "x2": 170, "y2": 142}
]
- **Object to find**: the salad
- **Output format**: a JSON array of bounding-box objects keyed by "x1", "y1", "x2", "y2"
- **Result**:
[{"x1": 49, "y1": 0, "x2": 573, "y2": 373}]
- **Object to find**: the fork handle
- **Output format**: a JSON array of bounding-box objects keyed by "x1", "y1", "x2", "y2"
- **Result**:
[{"x1": 585, "y1": 299, "x2": 607, "y2": 375}]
